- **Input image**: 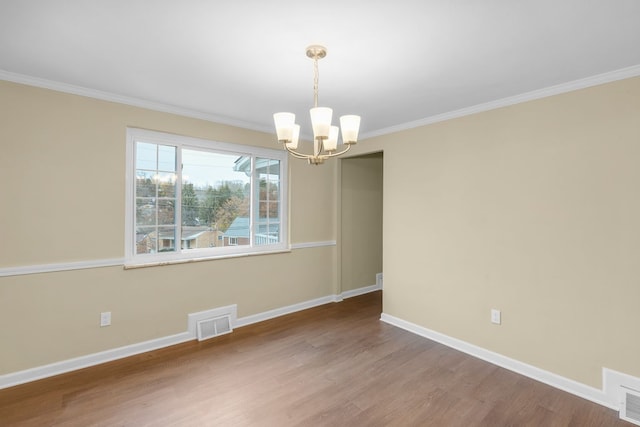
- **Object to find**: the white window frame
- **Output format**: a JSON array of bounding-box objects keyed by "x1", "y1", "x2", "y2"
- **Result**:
[{"x1": 125, "y1": 128, "x2": 289, "y2": 267}]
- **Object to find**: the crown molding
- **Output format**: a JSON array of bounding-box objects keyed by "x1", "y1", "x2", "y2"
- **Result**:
[
  {"x1": 3, "y1": 64, "x2": 640, "y2": 142},
  {"x1": 0, "y1": 69, "x2": 273, "y2": 134},
  {"x1": 360, "y1": 64, "x2": 640, "y2": 140}
]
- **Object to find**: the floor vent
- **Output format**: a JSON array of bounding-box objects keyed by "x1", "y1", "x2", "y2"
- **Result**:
[
  {"x1": 621, "y1": 386, "x2": 640, "y2": 426},
  {"x1": 196, "y1": 315, "x2": 232, "y2": 341}
]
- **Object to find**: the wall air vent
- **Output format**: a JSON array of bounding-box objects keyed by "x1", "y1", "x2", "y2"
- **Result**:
[
  {"x1": 196, "y1": 315, "x2": 232, "y2": 341},
  {"x1": 188, "y1": 304, "x2": 237, "y2": 341},
  {"x1": 621, "y1": 386, "x2": 640, "y2": 426}
]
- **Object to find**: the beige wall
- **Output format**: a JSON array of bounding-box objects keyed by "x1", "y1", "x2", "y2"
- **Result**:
[
  {"x1": 353, "y1": 76, "x2": 640, "y2": 388},
  {"x1": 3, "y1": 75, "x2": 639, "y2": 391},
  {"x1": 0, "y1": 81, "x2": 338, "y2": 374},
  {"x1": 340, "y1": 153, "x2": 383, "y2": 292}
]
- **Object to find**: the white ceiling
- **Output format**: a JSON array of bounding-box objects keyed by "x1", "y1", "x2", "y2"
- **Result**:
[{"x1": 2, "y1": 0, "x2": 640, "y2": 140}]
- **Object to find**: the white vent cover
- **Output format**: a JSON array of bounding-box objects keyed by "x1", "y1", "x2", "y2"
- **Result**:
[
  {"x1": 621, "y1": 386, "x2": 640, "y2": 426},
  {"x1": 196, "y1": 315, "x2": 232, "y2": 341},
  {"x1": 188, "y1": 304, "x2": 237, "y2": 340}
]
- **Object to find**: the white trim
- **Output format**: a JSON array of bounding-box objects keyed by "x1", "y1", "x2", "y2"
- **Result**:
[
  {"x1": 360, "y1": 64, "x2": 640, "y2": 140},
  {"x1": 3, "y1": 65, "x2": 640, "y2": 143},
  {"x1": 380, "y1": 313, "x2": 617, "y2": 410},
  {"x1": 341, "y1": 283, "x2": 381, "y2": 299},
  {"x1": 235, "y1": 295, "x2": 341, "y2": 328},
  {"x1": 125, "y1": 127, "x2": 290, "y2": 265},
  {"x1": 124, "y1": 127, "x2": 135, "y2": 262},
  {"x1": 0, "y1": 285, "x2": 384, "y2": 389},
  {"x1": 0, "y1": 332, "x2": 191, "y2": 390},
  {"x1": 0, "y1": 241, "x2": 336, "y2": 277},
  {"x1": 0, "y1": 70, "x2": 272, "y2": 135},
  {"x1": 123, "y1": 248, "x2": 292, "y2": 270},
  {"x1": 291, "y1": 240, "x2": 336, "y2": 249},
  {"x1": 0, "y1": 258, "x2": 125, "y2": 277}
]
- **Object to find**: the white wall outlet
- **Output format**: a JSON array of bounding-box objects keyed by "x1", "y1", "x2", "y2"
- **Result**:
[
  {"x1": 491, "y1": 309, "x2": 501, "y2": 325},
  {"x1": 100, "y1": 311, "x2": 111, "y2": 327}
]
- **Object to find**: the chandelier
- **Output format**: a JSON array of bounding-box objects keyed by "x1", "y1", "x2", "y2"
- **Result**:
[{"x1": 273, "y1": 45, "x2": 361, "y2": 165}]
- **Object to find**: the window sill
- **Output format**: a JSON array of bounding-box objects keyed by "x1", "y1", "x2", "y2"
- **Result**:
[{"x1": 123, "y1": 247, "x2": 292, "y2": 270}]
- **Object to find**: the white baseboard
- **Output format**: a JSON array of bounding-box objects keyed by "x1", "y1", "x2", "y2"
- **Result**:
[
  {"x1": 0, "y1": 331, "x2": 192, "y2": 390},
  {"x1": 0, "y1": 284, "x2": 382, "y2": 390},
  {"x1": 235, "y1": 295, "x2": 341, "y2": 328},
  {"x1": 380, "y1": 312, "x2": 622, "y2": 411},
  {"x1": 234, "y1": 283, "x2": 382, "y2": 328},
  {"x1": 341, "y1": 283, "x2": 381, "y2": 299}
]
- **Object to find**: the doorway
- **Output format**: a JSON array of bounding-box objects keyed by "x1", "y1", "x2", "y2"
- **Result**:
[{"x1": 340, "y1": 152, "x2": 383, "y2": 295}]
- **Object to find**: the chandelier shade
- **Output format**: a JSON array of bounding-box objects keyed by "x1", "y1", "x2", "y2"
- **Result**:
[
  {"x1": 309, "y1": 107, "x2": 333, "y2": 140},
  {"x1": 339, "y1": 115, "x2": 361, "y2": 144},
  {"x1": 324, "y1": 126, "x2": 339, "y2": 152},
  {"x1": 286, "y1": 124, "x2": 300, "y2": 150},
  {"x1": 273, "y1": 112, "x2": 296, "y2": 142},
  {"x1": 273, "y1": 45, "x2": 361, "y2": 165}
]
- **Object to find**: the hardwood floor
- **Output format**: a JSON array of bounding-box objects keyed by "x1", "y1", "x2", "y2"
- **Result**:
[{"x1": 0, "y1": 291, "x2": 631, "y2": 426}]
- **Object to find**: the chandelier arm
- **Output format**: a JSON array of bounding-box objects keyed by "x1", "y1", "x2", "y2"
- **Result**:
[
  {"x1": 285, "y1": 141, "x2": 352, "y2": 160},
  {"x1": 284, "y1": 144, "x2": 319, "y2": 160},
  {"x1": 315, "y1": 138, "x2": 325, "y2": 157},
  {"x1": 324, "y1": 144, "x2": 353, "y2": 158}
]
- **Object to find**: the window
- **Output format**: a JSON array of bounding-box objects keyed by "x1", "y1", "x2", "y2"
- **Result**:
[{"x1": 125, "y1": 128, "x2": 288, "y2": 266}]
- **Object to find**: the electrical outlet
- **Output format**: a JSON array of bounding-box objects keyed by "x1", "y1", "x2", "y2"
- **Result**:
[
  {"x1": 491, "y1": 309, "x2": 501, "y2": 325},
  {"x1": 100, "y1": 311, "x2": 111, "y2": 327}
]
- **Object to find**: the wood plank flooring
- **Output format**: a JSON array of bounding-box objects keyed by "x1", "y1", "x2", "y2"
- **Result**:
[{"x1": 0, "y1": 291, "x2": 632, "y2": 426}]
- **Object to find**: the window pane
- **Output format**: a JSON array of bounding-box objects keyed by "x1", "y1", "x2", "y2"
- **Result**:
[
  {"x1": 135, "y1": 142, "x2": 178, "y2": 256},
  {"x1": 136, "y1": 198, "x2": 156, "y2": 226},
  {"x1": 181, "y1": 149, "x2": 250, "y2": 248},
  {"x1": 267, "y1": 180, "x2": 279, "y2": 201},
  {"x1": 182, "y1": 226, "x2": 217, "y2": 250},
  {"x1": 136, "y1": 171, "x2": 156, "y2": 197},
  {"x1": 255, "y1": 221, "x2": 280, "y2": 245},
  {"x1": 157, "y1": 226, "x2": 177, "y2": 252},
  {"x1": 258, "y1": 201, "x2": 267, "y2": 219},
  {"x1": 268, "y1": 201, "x2": 280, "y2": 219},
  {"x1": 136, "y1": 142, "x2": 157, "y2": 170},
  {"x1": 136, "y1": 142, "x2": 176, "y2": 173},
  {"x1": 157, "y1": 199, "x2": 176, "y2": 225},
  {"x1": 136, "y1": 226, "x2": 156, "y2": 254},
  {"x1": 157, "y1": 172, "x2": 176, "y2": 198},
  {"x1": 255, "y1": 158, "x2": 281, "y2": 245},
  {"x1": 224, "y1": 217, "x2": 250, "y2": 247},
  {"x1": 158, "y1": 145, "x2": 176, "y2": 172}
]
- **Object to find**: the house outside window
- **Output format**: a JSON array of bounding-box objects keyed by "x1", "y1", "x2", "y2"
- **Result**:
[{"x1": 125, "y1": 128, "x2": 288, "y2": 266}]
